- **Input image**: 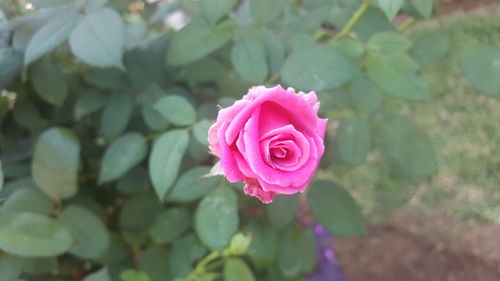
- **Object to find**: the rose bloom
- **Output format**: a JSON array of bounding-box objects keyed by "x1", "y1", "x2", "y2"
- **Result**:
[{"x1": 208, "y1": 85, "x2": 327, "y2": 203}]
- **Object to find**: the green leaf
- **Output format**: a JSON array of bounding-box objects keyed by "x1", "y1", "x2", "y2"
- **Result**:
[
  {"x1": 119, "y1": 195, "x2": 162, "y2": 232},
  {"x1": 379, "y1": 113, "x2": 437, "y2": 179},
  {"x1": 0, "y1": 256, "x2": 24, "y2": 281},
  {"x1": 69, "y1": 8, "x2": 125, "y2": 69},
  {"x1": 0, "y1": 48, "x2": 23, "y2": 89},
  {"x1": 83, "y1": 267, "x2": 111, "y2": 281},
  {"x1": 149, "y1": 208, "x2": 191, "y2": 244},
  {"x1": 32, "y1": 127, "x2": 80, "y2": 200},
  {"x1": 307, "y1": 180, "x2": 365, "y2": 236},
  {"x1": 30, "y1": 61, "x2": 68, "y2": 106},
  {"x1": 231, "y1": 36, "x2": 268, "y2": 83},
  {"x1": 0, "y1": 212, "x2": 73, "y2": 257},
  {"x1": 84, "y1": 68, "x2": 129, "y2": 90},
  {"x1": 21, "y1": 257, "x2": 58, "y2": 274},
  {"x1": 410, "y1": 32, "x2": 450, "y2": 67},
  {"x1": 195, "y1": 188, "x2": 238, "y2": 251},
  {"x1": 459, "y1": 39, "x2": 500, "y2": 99},
  {"x1": 94, "y1": 233, "x2": 131, "y2": 265},
  {"x1": 1, "y1": 188, "x2": 53, "y2": 215},
  {"x1": 200, "y1": 0, "x2": 237, "y2": 25},
  {"x1": 74, "y1": 90, "x2": 108, "y2": 119},
  {"x1": 337, "y1": 118, "x2": 372, "y2": 165},
  {"x1": 29, "y1": 0, "x2": 73, "y2": 8},
  {"x1": 300, "y1": 228, "x2": 317, "y2": 273},
  {"x1": 367, "y1": 32, "x2": 412, "y2": 53},
  {"x1": 349, "y1": 78, "x2": 384, "y2": 114},
  {"x1": 141, "y1": 85, "x2": 170, "y2": 131},
  {"x1": 259, "y1": 29, "x2": 285, "y2": 74},
  {"x1": 169, "y1": 166, "x2": 220, "y2": 202},
  {"x1": 99, "y1": 133, "x2": 148, "y2": 183},
  {"x1": 58, "y1": 205, "x2": 110, "y2": 259},
  {"x1": 169, "y1": 234, "x2": 207, "y2": 279},
  {"x1": 366, "y1": 53, "x2": 429, "y2": 100},
  {"x1": 351, "y1": 6, "x2": 394, "y2": 41},
  {"x1": 100, "y1": 94, "x2": 133, "y2": 140},
  {"x1": 282, "y1": 45, "x2": 358, "y2": 91},
  {"x1": 277, "y1": 228, "x2": 303, "y2": 277},
  {"x1": 154, "y1": 95, "x2": 196, "y2": 127},
  {"x1": 250, "y1": 0, "x2": 285, "y2": 24},
  {"x1": 377, "y1": 0, "x2": 404, "y2": 20},
  {"x1": 224, "y1": 258, "x2": 255, "y2": 281},
  {"x1": 139, "y1": 246, "x2": 171, "y2": 281},
  {"x1": 149, "y1": 130, "x2": 190, "y2": 201},
  {"x1": 24, "y1": 12, "x2": 81, "y2": 65},
  {"x1": 117, "y1": 167, "x2": 150, "y2": 194},
  {"x1": 83, "y1": 0, "x2": 108, "y2": 13},
  {"x1": 0, "y1": 161, "x2": 3, "y2": 193},
  {"x1": 411, "y1": 0, "x2": 435, "y2": 18},
  {"x1": 244, "y1": 220, "x2": 277, "y2": 270},
  {"x1": 267, "y1": 194, "x2": 300, "y2": 229},
  {"x1": 331, "y1": 38, "x2": 365, "y2": 58},
  {"x1": 120, "y1": 269, "x2": 150, "y2": 281},
  {"x1": 166, "y1": 21, "x2": 234, "y2": 66},
  {"x1": 192, "y1": 119, "x2": 212, "y2": 146}
]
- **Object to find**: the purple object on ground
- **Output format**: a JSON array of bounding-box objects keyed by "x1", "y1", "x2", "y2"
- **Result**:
[{"x1": 304, "y1": 223, "x2": 345, "y2": 281}]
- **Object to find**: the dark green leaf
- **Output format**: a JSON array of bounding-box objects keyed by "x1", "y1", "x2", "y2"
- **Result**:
[
  {"x1": 250, "y1": 0, "x2": 285, "y2": 24},
  {"x1": 58, "y1": 205, "x2": 110, "y2": 259},
  {"x1": 307, "y1": 180, "x2": 365, "y2": 236},
  {"x1": 367, "y1": 32, "x2": 412, "y2": 53},
  {"x1": 74, "y1": 90, "x2": 108, "y2": 120},
  {"x1": 349, "y1": 78, "x2": 384, "y2": 113},
  {"x1": 244, "y1": 220, "x2": 277, "y2": 269},
  {"x1": 0, "y1": 48, "x2": 23, "y2": 89},
  {"x1": 300, "y1": 228, "x2": 317, "y2": 273},
  {"x1": 119, "y1": 194, "x2": 162, "y2": 233},
  {"x1": 139, "y1": 246, "x2": 171, "y2": 281},
  {"x1": 149, "y1": 130, "x2": 190, "y2": 201},
  {"x1": 100, "y1": 94, "x2": 133, "y2": 140},
  {"x1": 83, "y1": 267, "x2": 111, "y2": 281},
  {"x1": 410, "y1": 32, "x2": 450, "y2": 67},
  {"x1": 283, "y1": 45, "x2": 358, "y2": 91},
  {"x1": 69, "y1": 8, "x2": 125, "y2": 69},
  {"x1": 277, "y1": 228, "x2": 303, "y2": 277},
  {"x1": 32, "y1": 127, "x2": 80, "y2": 200},
  {"x1": 200, "y1": 0, "x2": 237, "y2": 25},
  {"x1": 459, "y1": 38, "x2": 500, "y2": 99},
  {"x1": 141, "y1": 85, "x2": 170, "y2": 131},
  {"x1": 267, "y1": 194, "x2": 299, "y2": 229},
  {"x1": 377, "y1": 0, "x2": 404, "y2": 20},
  {"x1": 168, "y1": 166, "x2": 220, "y2": 202},
  {"x1": 1, "y1": 188, "x2": 53, "y2": 215},
  {"x1": 0, "y1": 161, "x2": 3, "y2": 194},
  {"x1": 224, "y1": 258, "x2": 255, "y2": 281},
  {"x1": 231, "y1": 36, "x2": 268, "y2": 83},
  {"x1": 99, "y1": 133, "x2": 148, "y2": 183},
  {"x1": 116, "y1": 167, "x2": 150, "y2": 194},
  {"x1": 337, "y1": 118, "x2": 372, "y2": 165},
  {"x1": 120, "y1": 269, "x2": 150, "y2": 281},
  {"x1": 0, "y1": 212, "x2": 73, "y2": 257},
  {"x1": 154, "y1": 95, "x2": 196, "y2": 127},
  {"x1": 24, "y1": 12, "x2": 81, "y2": 65},
  {"x1": 169, "y1": 234, "x2": 207, "y2": 279},
  {"x1": 84, "y1": 68, "x2": 129, "y2": 90},
  {"x1": 195, "y1": 187, "x2": 238, "y2": 251},
  {"x1": 30, "y1": 61, "x2": 68, "y2": 106},
  {"x1": 0, "y1": 256, "x2": 24, "y2": 281},
  {"x1": 94, "y1": 233, "x2": 131, "y2": 265},
  {"x1": 166, "y1": 21, "x2": 234, "y2": 66},
  {"x1": 366, "y1": 53, "x2": 429, "y2": 100},
  {"x1": 149, "y1": 207, "x2": 191, "y2": 244}
]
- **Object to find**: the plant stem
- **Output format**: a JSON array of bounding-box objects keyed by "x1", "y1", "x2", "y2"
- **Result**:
[
  {"x1": 397, "y1": 17, "x2": 416, "y2": 33},
  {"x1": 183, "y1": 251, "x2": 221, "y2": 281},
  {"x1": 331, "y1": 0, "x2": 372, "y2": 42}
]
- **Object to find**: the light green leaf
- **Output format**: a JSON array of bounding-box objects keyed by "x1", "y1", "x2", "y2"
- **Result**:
[
  {"x1": 0, "y1": 212, "x2": 73, "y2": 257},
  {"x1": 100, "y1": 94, "x2": 133, "y2": 140},
  {"x1": 1, "y1": 188, "x2": 53, "y2": 215},
  {"x1": 307, "y1": 180, "x2": 365, "y2": 236},
  {"x1": 200, "y1": 0, "x2": 237, "y2": 25},
  {"x1": 150, "y1": 208, "x2": 191, "y2": 244},
  {"x1": 32, "y1": 127, "x2": 80, "y2": 200},
  {"x1": 379, "y1": 113, "x2": 437, "y2": 179},
  {"x1": 192, "y1": 119, "x2": 212, "y2": 146},
  {"x1": 377, "y1": 0, "x2": 404, "y2": 21},
  {"x1": 231, "y1": 37, "x2": 268, "y2": 83},
  {"x1": 410, "y1": 32, "x2": 450, "y2": 67},
  {"x1": 74, "y1": 90, "x2": 108, "y2": 119},
  {"x1": 277, "y1": 228, "x2": 303, "y2": 277},
  {"x1": 411, "y1": 0, "x2": 435, "y2": 18},
  {"x1": 367, "y1": 32, "x2": 412, "y2": 53},
  {"x1": 282, "y1": 45, "x2": 358, "y2": 91},
  {"x1": 366, "y1": 53, "x2": 429, "y2": 100},
  {"x1": 30, "y1": 61, "x2": 68, "y2": 106},
  {"x1": 154, "y1": 95, "x2": 196, "y2": 127},
  {"x1": 459, "y1": 38, "x2": 500, "y2": 99},
  {"x1": 331, "y1": 38, "x2": 365, "y2": 58},
  {"x1": 244, "y1": 220, "x2": 277, "y2": 270},
  {"x1": 120, "y1": 269, "x2": 150, "y2": 281},
  {"x1": 83, "y1": 267, "x2": 111, "y2": 281},
  {"x1": 29, "y1": 0, "x2": 73, "y2": 8},
  {"x1": 24, "y1": 12, "x2": 81, "y2": 65},
  {"x1": 195, "y1": 188, "x2": 238, "y2": 251},
  {"x1": 267, "y1": 194, "x2": 300, "y2": 229},
  {"x1": 166, "y1": 21, "x2": 234, "y2": 66},
  {"x1": 337, "y1": 118, "x2": 372, "y2": 165},
  {"x1": 99, "y1": 133, "x2": 148, "y2": 183},
  {"x1": 58, "y1": 205, "x2": 110, "y2": 259},
  {"x1": 149, "y1": 130, "x2": 190, "y2": 201},
  {"x1": 69, "y1": 8, "x2": 125, "y2": 69},
  {"x1": 349, "y1": 78, "x2": 384, "y2": 113},
  {"x1": 224, "y1": 258, "x2": 255, "y2": 281},
  {"x1": 169, "y1": 166, "x2": 220, "y2": 203},
  {"x1": 250, "y1": 0, "x2": 285, "y2": 24}
]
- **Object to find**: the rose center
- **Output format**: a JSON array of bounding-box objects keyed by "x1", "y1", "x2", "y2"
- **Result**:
[{"x1": 270, "y1": 147, "x2": 287, "y2": 159}]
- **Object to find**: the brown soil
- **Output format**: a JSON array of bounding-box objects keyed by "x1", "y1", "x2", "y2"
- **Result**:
[
  {"x1": 334, "y1": 211, "x2": 500, "y2": 281},
  {"x1": 439, "y1": 0, "x2": 500, "y2": 13}
]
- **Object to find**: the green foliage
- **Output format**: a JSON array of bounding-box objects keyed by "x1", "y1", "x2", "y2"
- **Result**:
[{"x1": 1, "y1": 0, "x2": 498, "y2": 280}]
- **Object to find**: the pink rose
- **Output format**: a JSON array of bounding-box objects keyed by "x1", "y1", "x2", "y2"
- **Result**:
[{"x1": 208, "y1": 85, "x2": 327, "y2": 203}]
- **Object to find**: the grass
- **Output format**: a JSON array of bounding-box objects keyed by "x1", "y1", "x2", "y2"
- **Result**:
[{"x1": 335, "y1": 6, "x2": 500, "y2": 223}]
